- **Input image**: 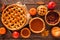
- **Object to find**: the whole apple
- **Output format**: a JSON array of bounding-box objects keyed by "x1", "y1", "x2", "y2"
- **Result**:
[
  {"x1": 48, "y1": 1, "x2": 56, "y2": 9},
  {"x1": 12, "y1": 31, "x2": 19, "y2": 38}
]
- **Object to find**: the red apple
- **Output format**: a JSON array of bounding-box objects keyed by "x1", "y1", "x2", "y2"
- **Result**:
[
  {"x1": 12, "y1": 31, "x2": 19, "y2": 38},
  {"x1": 48, "y1": 1, "x2": 56, "y2": 9}
]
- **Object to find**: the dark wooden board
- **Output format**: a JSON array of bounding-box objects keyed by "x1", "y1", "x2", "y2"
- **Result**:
[{"x1": 0, "y1": 0, "x2": 60, "y2": 40}]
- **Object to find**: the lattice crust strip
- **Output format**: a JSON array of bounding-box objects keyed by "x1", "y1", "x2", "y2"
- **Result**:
[{"x1": 2, "y1": 4, "x2": 27, "y2": 30}]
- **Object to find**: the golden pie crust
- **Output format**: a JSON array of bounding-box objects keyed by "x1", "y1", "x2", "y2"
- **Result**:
[
  {"x1": 21, "y1": 28, "x2": 31, "y2": 38},
  {"x1": 1, "y1": 4, "x2": 27, "y2": 30},
  {"x1": 45, "y1": 10, "x2": 60, "y2": 26},
  {"x1": 37, "y1": 5, "x2": 47, "y2": 16},
  {"x1": 29, "y1": 17, "x2": 45, "y2": 33}
]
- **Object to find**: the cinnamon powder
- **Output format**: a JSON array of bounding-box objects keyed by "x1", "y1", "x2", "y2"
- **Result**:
[{"x1": 30, "y1": 19, "x2": 43, "y2": 31}]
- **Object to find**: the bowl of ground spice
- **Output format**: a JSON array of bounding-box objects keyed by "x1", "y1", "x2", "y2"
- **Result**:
[
  {"x1": 45, "y1": 10, "x2": 60, "y2": 26},
  {"x1": 29, "y1": 17, "x2": 45, "y2": 33}
]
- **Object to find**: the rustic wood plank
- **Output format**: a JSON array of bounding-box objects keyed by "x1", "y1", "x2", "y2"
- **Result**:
[
  {"x1": 1, "y1": 0, "x2": 60, "y2": 5},
  {"x1": 50, "y1": 0, "x2": 60, "y2": 4},
  {"x1": 23, "y1": 0, "x2": 35, "y2": 4},
  {"x1": 55, "y1": 4, "x2": 60, "y2": 11},
  {"x1": 0, "y1": 0, "x2": 60, "y2": 40}
]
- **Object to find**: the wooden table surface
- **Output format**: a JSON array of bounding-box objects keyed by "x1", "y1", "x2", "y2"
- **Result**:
[{"x1": 0, "y1": 0, "x2": 60, "y2": 40}]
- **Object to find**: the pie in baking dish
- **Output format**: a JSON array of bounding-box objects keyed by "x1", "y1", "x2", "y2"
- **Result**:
[
  {"x1": 37, "y1": 5, "x2": 48, "y2": 16},
  {"x1": 2, "y1": 4, "x2": 27, "y2": 30},
  {"x1": 21, "y1": 28, "x2": 31, "y2": 38}
]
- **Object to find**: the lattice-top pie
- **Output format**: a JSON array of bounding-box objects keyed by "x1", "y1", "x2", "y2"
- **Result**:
[
  {"x1": 2, "y1": 4, "x2": 27, "y2": 30},
  {"x1": 37, "y1": 5, "x2": 48, "y2": 16}
]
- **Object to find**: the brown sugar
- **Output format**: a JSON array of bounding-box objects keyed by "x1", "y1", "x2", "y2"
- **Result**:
[{"x1": 30, "y1": 19, "x2": 43, "y2": 31}]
